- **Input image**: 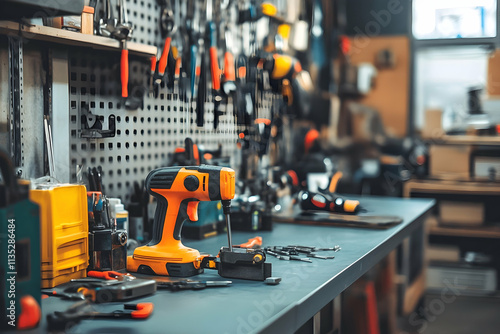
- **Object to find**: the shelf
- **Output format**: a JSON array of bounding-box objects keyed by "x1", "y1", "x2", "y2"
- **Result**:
[
  {"x1": 422, "y1": 135, "x2": 500, "y2": 146},
  {"x1": 426, "y1": 216, "x2": 500, "y2": 239},
  {"x1": 0, "y1": 20, "x2": 156, "y2": 57},
  {"x1": 430, "y1": 224, "x2": 500, "y2": 239},
  {"x1": 404, "y1": 179, "x2": 500, "y2": 197}
]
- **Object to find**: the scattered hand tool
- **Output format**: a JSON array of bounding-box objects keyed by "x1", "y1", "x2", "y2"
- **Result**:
[
  {"x1": 66, "y1": 278, "x2": 156, "y2": 303},
  {"x1": 127, "y1": 165, "x2": 236, "y2": 276},
  {"x1": 87, "y1": 270, "x2": 136, "y2": 281},
  {"x1": 42, "y1": 289, "x2": 86, "y2": 301},
  {"x1": 47, "y1": 300, "x2": 153, "y2": 331},
  {"x1": 155, "y1": 278, "x2": 232, "y2": 291},
  {"x1": 298, "y1": 190, "x2": 360, "y2": 214},
  {"x1": 264, "y1": 245, "x2": 340, "y2": 262}
]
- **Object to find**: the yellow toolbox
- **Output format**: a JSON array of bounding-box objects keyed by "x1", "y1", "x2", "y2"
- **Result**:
[{"x1": 30, "y1": 184, "x2": 88, "y2": 287}]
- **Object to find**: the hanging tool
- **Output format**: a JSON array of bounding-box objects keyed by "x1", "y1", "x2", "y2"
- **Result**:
[
  {"x1": 47, "y1": 300, "x2": 154, "y2": 331},
  {"x1": 149, "y1": 55, "x2": 157, "y2": 97},
  {"x1": 206, "y1": 0, "x2": 224, "y2": 129},
  {"x1": 98, "y1": 0, "x2": 116, "y2": 36},
  {"x1": 127, "y1": 165, "x2": 236, "y2": 276},
  {"x1": 110, "y1": 0, "x2": 133, "y2": 98}
]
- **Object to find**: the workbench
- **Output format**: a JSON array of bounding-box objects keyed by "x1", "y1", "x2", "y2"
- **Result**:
[{"x1": 39, "y1": 196, "x2": 434, "y2": 334}]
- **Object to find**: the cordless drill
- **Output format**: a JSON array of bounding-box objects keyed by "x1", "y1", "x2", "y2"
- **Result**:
[{"x1": 127, "y1": 165, "x2": 235, "y2": 276}]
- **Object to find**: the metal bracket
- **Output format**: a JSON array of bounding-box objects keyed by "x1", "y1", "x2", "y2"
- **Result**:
[{"x1": 8, "y1": 36, "x2": 22, "y2": 167}]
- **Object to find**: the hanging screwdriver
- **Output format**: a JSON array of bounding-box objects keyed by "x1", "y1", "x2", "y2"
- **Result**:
[
  {"x1": 207, "y1": 0, "x2": 223, "y2": 129},
  {"x1": 149, "y1": 55, "x2": 157, "y2": 97}
]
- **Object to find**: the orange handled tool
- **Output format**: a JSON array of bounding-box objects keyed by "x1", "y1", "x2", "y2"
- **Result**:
[
  {"x1": 224, "y1": 51, "x2": 236, "y2": 82},
  {"x1": 87, "y1": 270, "x2": 135, "y2": 281},
  {"x1": 127, "y1": 303, "x2": 154, "y2": 319},
  {"x1": 47, "y1": 301, "x2": 154, "y2": 331},
  {"x1": 158, "y1": 36, "x2": 172, "y2": 77},
  {"x1": 121, "y1": 48, "x2": 129, "y2": 98},
  {"x1": 209, "y1": 46, "x2": 221, "y2": 91},
  {"x1": 299, "y1": 190, "x2": 360, "y2": 214},
  {"x1": 127, "y1": 165, "x2": 235, "y2": 276}
]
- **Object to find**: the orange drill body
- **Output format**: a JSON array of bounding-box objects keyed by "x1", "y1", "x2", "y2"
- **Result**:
[{"x1": 127, "y1": 165, "x2": 235, "y2": 276}]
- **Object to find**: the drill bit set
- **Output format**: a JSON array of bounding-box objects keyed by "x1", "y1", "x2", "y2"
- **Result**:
[{"x1": 264, "y1": 245, "x2": 341, "y2": 262}]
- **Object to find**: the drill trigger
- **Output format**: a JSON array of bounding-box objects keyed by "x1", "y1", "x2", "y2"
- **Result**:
[{"x1": 187, "y1": 201, "x2": 199, "y2": 221}]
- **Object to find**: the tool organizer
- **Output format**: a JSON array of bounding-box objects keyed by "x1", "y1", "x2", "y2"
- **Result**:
[{"x1": 68, "y1": 0, "x2": 276, "y2": 203}]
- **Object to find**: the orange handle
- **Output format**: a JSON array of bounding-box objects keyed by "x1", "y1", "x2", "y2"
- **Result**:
[
  {"x1": 128, "y1": 302, "x2": 154, "y2": 319},
  {"x1": 238, "y1": 236, "x2": 263, "y2": 248},
  {"x1": 224, "y1": 52, "x2": 235, "y2": 81},
  {"x1": 175, "y1": 57, "x2": 182, "y2": 78},
  {"x1": 88, "y1": 270, "x2": 121, "y2": 280},
  {"x1": 209, "y1": 46, "x2": 221, "y2": 91},
  {"x1": 150, "y1": 55, "x2": 157, "y2": 73},
  {"x1": 121, "y1": 49, "x2": 129, "y2": 98},
  {"x1": 158, "y1": 37, "x2": 172, "y2": 76}
]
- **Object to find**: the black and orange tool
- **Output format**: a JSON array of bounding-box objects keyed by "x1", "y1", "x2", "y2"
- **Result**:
[
  {"x1": 157, "y1": 36, "x2": 172, "y2": 81},
  {"x1": 71, "y1": 278, "x2": 156, "y2": 303},
  {"x1": 155, "y1": 278, "x2": 232, "y2": 291},
  {"x1": 149, "y1": 55, "x2": 157, "y2": 97},
  {"x1": 42, "y1": 290, "x2": 86, "y2": 300},
  {"x1": 47, "y1": 300, "x2": 153, "y2": 331},
  {"x1": 120, "y1": 45, "x2": 129, "y2": 98},
  {"x1": 298, "y1": 190, "x2": 360, "y2": 214},
  {"x1": 127, "y1": 165, "x2": 236, "y2": 276}
]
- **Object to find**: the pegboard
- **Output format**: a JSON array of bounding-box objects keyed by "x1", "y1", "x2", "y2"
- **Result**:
[{"x1": 68, "y1": 0, "x2": 277, "y2": 203}]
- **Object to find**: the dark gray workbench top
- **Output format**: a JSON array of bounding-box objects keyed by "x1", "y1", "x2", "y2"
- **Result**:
[{"x1": 39, "y1": 196, "x2": 434, "y2": 334}]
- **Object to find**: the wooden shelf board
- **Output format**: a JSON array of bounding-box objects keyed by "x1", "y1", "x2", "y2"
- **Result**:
[
  {"x1": 0, "y1": 21, "x2": 156, "y2": 56},
  {"x1": 423, "y1": 135, "x2": 500, "y2": 146},
  {"x1": 429, "y1": 224, "x2": 500, "y2": 239},
  {"x1": 404, "y1": 179, "x2": 500, "y2": 197}
]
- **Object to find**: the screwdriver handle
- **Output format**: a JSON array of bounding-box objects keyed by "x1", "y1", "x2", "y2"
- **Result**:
[
  {"x1": 209, "y1": 47, "x2": 221, "y2": 91},
  {"x1": 158, "y1": 37, "x2": 172, "y2": 76},
  {"x1": 121, "y1": 49, "x2": 128, "y2": 98},
  {"x1": 224, "y1": 51, "x2": 235, "y2": 82},
  {"x1": 150, "y1": 55, "x2": 157, "y2": 74},
  {"x1": 190, "y1": 44, "x2": 198, "y2": 98}
]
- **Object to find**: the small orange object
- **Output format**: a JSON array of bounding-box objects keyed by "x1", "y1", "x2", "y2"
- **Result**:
[
  {"x1": 17, "y1": 295, "x2": 41, "y2": 330},
  {"x1": 238, "y1": 236, "x2": 263, "y2": 249},
  {"x1": 304, "y1": 129, "x2": 319, "y2": 154},
  {"x1": 129, "y1": 303, "x2": 154, "y2": 319}
]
